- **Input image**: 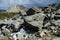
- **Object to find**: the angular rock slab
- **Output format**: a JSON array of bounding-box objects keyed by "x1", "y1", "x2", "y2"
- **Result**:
[{"x1": 24, "y1": 13, "x2": 46, "y2": 31}]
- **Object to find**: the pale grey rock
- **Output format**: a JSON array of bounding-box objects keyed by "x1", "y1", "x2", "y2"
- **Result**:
[
  {"x1": 12, "y1": 17, "x2": 24, "y2": 30},
  {"x1": 56, "y1": 9, "x2": 60, "y2": 13},
  {"x1": 28, "y1": 34, "x2": 39, "y2": 40},
  {"x1": 53, "y1": 37, "x2": 60, "y2": 40},
  {"x1": 20, "y1": 10, "x2": 27, "y2": 16},
  {"x1": 52, "y1": 20, "x2": 60, "y2": 26},
  {"x1": 32, "y1": 7, "x2": 42, "y2": 13},
  {"x1": 44, "y1": 22, "x2": 51, "y2": 27},
  {"x1": 0, "y1": 36, "x2": 10, "y2": 40},
  {"x1": 2, "y1": 28, "x2": 11, "y2": 36},
  {"x1": 0, "y1": 15, "x2": 24, "y2": 32},
  {"x1": 24, "y1": 12, "x2": 45, "y2": 31},
  {"x1": 12, "y1": 32, "x2": 28, "y2": 40},
  {"x1": 0, "y1": 4, "x2": 60, "y2": 40}
]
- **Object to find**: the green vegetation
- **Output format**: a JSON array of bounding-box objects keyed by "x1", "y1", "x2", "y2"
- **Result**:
[{"x1": 0, "y1": 12, "x2": 19, "y2": 19}]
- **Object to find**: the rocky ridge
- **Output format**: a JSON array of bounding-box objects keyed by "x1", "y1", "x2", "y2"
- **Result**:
[{"x1": 0, "y1": 4, "x2": 60, "y2": 40}]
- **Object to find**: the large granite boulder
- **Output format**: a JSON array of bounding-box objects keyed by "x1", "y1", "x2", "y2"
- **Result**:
[{"x1": 24, "y1": 12, "x2": 45, "y2": 31}]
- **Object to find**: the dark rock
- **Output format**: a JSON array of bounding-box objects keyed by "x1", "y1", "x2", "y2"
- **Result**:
[
  {"x1": 26, "y1": 8, "x2": 35, "y2": 16},
  {"x1": 22, "y1": 20, "x2": 39, "y2": 33}
]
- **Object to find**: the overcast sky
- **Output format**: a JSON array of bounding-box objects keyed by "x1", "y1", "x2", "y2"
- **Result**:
[{"x1": 0, "y1": 0, "x2": 60, "y2": 10}]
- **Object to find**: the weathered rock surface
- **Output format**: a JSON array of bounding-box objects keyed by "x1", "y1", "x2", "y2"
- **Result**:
[
  {"x1": 0, "y1": 4, "x2": 60, "y2": 40},
  {"x1": 24, "y1": 12, "x2": 45, "y2": 31}
]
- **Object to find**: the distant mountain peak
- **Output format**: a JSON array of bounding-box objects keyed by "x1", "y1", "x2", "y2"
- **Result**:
[{"x1": 6, "y1": 5, "x2": 28, "y2": 12}]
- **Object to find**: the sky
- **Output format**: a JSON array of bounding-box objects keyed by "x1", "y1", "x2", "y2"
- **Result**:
[{"x1": 0, "y1": 0, "x2": 60, "y2": 10}]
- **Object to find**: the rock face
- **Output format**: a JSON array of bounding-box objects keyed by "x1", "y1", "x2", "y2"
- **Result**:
[
  {"x1": 24, "y1": 12, "x2": 45, "y2": 31},
  {"x1": 0, "y1": 4, "x2": 60, "y2": 40}
]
